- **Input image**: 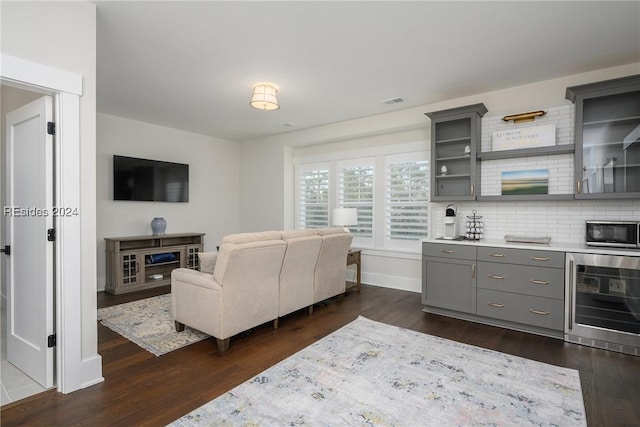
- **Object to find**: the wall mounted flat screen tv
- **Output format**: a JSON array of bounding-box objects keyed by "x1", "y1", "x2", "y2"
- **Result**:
[{"x1": 113, "y1": 155, "x2": 189, "y2": 202}]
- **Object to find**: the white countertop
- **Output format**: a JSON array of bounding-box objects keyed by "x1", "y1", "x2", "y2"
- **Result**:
[{"x1": 422, "y1": 237, "x2": 640, "y2": 257}]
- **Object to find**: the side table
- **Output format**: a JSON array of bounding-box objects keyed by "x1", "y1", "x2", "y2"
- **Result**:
[{"x1": 346, "y1": 249, "x2": 362, "y2": 292}]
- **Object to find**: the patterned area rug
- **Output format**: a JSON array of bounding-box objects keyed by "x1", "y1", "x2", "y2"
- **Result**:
[
  {"x1": 170, "y1": 316, "x2": 586, "y2": 426},
  {"x1": 97, "y1": 294, "x2": 208, "y2": 356}
]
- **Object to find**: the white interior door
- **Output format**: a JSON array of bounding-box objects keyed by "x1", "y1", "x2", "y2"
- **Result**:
[{"x1": 5, "y1": 95, "x2": 55, "y2": 388}]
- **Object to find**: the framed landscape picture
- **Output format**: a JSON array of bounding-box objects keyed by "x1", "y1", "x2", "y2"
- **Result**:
[{"x1": 501, "y1": 169, "x2": 549, "y2": 195}]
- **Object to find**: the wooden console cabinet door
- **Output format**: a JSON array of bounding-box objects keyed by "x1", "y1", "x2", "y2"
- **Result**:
[{"x1": 119, "y1": 252, "x2": 142, "y2": 289}]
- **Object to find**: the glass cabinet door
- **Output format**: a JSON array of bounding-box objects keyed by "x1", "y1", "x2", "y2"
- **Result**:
[
  {"x1": 567, "y1": 75, "x2": 640, "y2": 199},
  {"x1": 426, "y1": 103, "x2": 487, "y2": 201},
  {"x1": 575, "y1": 262, "x2": 640, "y2": 334}
]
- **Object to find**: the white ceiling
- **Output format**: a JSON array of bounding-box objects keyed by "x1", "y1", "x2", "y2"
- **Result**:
[{"x1": 96, "y1": 1, "x2": 640, "y2": 142}]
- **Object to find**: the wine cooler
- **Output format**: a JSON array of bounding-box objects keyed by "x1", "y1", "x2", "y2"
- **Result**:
[{"x1": 565, "y1": 252, "x2": 640, "y2": 356}]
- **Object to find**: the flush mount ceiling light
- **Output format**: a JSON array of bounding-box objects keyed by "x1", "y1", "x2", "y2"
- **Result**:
[{"x1": 250, "y1": 82, "x2": 280, "y2": 111}]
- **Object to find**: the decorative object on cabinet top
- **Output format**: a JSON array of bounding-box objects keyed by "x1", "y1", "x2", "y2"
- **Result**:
[
  {"x1": 492, "y1": 124, "x2": 556, "y2": 152},
  {"x1": 504, "y1": 235, "x2": 552, "y2": 244}
]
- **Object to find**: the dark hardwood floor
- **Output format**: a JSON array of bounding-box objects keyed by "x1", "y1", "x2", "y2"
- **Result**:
[{"x1": 1, "y1": 284, "x2": 638, "y2": 426}]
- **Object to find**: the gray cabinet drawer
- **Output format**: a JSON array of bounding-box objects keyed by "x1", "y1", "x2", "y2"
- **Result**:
[
  {"x1": 477, "y1": 246, "x2": 564, "y2": 268},
  {"x1": 477, "y1": 262, "x2": 564, "y2": 299},
  {"x1": 422, "y1": 242, "x2": 476, "y2": 260},
  {"x1": 477, "y1": 289, "x2": 564, "y2": 331}
]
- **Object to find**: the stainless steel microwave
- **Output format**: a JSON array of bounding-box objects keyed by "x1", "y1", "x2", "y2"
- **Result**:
[{"x1": 586, "y1": 221, "x2": 639, "y2": 248}]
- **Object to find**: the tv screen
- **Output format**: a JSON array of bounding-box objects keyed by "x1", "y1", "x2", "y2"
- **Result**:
[{"x1": 113, "y1": 155, "x2": 189, "y2": 202}]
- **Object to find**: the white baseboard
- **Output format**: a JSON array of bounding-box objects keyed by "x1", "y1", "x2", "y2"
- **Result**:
[
  {"x1": 361, "y1": 272, "x2": 421, "y2": 293},
  {"x1": 79, "y1": 354, "x2": 104, "y2": 392}
]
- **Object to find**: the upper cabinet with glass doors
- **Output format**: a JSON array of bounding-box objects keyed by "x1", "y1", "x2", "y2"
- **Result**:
[
  {"x1": 426, "y1": 103, "x2": 487, "y2": 201},
  {"x1": 566, "y1": 75, "x2": 640, "y2": 199}
]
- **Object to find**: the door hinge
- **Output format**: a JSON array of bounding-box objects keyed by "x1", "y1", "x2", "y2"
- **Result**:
[
  {"x1": 47, "y1": 334, "x2": 56, "y2": 348},
  {"x1": 47, "y1": 228, "x2": 56, "y2": 242},
  {"x1": 0, "y1": 245, "x2": 10, "y2": 256},
  {"x1": 47, "y1": 122, "x2": 55, "y2": 135}
]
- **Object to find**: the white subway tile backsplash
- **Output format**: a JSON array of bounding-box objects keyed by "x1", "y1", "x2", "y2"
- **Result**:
[{"x1": 433, "y1": 200, "x2": 640, "y2": 245}]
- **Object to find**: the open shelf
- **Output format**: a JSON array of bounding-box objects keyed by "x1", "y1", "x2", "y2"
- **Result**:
[
  {"x1": 435, "y1": 136, "x2": 471, "y2": 144},
  {"x1": 436, "y1": 173, "x2": 471, "y2": 179},
  {"x1": 477, "y1": 144, "x2": 575, "y2": 161}
]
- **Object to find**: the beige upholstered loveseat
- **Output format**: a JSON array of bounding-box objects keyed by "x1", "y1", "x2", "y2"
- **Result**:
[{"x1": 171, "y1": 228, "x2": 353, "y2": 353}]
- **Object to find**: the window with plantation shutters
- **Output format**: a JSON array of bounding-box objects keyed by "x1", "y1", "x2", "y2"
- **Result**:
[
  {"x1": 385, "y1": 157, "x2": 429, "y2": 242},
  {"x1": 294, "y1": 144, "x2": 428, "y2": 252},
  {"x1": 338, "y1": 161, "x2": 374, "y2": 239},
  {"x1": 297, "y1": 165, "x2": 329, "y2": 229}
]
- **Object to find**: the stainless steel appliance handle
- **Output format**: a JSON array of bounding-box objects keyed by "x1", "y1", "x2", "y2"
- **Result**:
[{"x1": 568, "y1": 258, "x2": 574, "y2": 331}]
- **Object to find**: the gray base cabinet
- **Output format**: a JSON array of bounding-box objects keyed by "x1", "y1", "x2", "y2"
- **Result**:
[
  {"x1": 423, "y1": 256, "x2": 476, "y2": 314},
  {"x1": 423, "y1": 242, "x2": 565, "y2": 338},
  {"x1": 422, "y1": 243, "x2": 477, "y2": 313}
]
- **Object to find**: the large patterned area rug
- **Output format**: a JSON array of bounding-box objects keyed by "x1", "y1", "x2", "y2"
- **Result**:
[
  {"x1": 170, "y1": 316, "x2": 586, "y2": 426},
  {"x1": 97, "y1": 294, "x2": 208, "y2": 356}
]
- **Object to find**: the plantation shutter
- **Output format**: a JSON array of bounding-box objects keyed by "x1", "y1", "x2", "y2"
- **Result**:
[
  {"x1": 298, "y1": 167, "x2": 329, "y2": 228},
  {"x1": 338, "y1": 163, "x2": 374, "y2": 238},
  {"x1": 385, "y1": 159, "x2": 429, "y2": 240}
]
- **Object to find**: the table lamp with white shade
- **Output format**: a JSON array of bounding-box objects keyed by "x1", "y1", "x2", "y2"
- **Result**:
[{"x1": 332, "y1": 207, "x2": 358, "y2": 232}]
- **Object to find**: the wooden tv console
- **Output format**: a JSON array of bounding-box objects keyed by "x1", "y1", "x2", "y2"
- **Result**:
[{"x1": 105, "y1": 233, "x2": 204, "y2": 295}]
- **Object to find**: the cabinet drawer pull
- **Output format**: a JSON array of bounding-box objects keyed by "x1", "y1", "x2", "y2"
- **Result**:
[
  {"x1": 530, "y1": 309, "x2": 549, "y2": 316},
  {"x1": 530, "y1": 256, "x2": 550, "y2": 262},
  {"x1": 488, "y1": 302, "x2": 505, "y2": 308},
  {"x1": 441, "y1": 249, "x2": 455, "y2": 254},
  {"x1": 488, "y1": 274, "x2": 505, "y2": 280},
  {"x1": 471, "y1": 264, "x2": 476, "y2": 278},
  {"x1": 530, "y1": 279, "x2": 549, "y2": 285},
  {"x1": 489, "y1": 253, "x2": 505, "y2": 257}
]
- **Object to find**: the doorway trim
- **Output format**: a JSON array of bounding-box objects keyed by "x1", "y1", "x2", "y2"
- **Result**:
[{"x1": 1, "y1": 53, "x2": 103, "y2": 393}]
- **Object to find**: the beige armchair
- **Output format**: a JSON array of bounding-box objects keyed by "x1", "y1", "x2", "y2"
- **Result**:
[
  {"x1": 171, "y1": 238, "x2": 286, "y2": 353},
  {"x1": 314, "y1": 228, "x2": 353, "y2": 303}
]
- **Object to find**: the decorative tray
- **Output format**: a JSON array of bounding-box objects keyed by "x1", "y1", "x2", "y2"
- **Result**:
[{"x1": 504, "y1": 235, "x2": 552, "y2": 244}]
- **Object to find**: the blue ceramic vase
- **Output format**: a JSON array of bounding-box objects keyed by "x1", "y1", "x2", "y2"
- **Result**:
[{"x1": 151, "y1": 217, "x2": 166, "y2": 236}]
